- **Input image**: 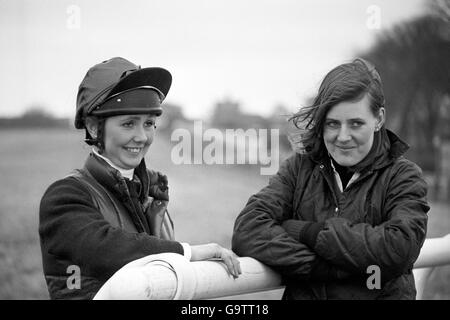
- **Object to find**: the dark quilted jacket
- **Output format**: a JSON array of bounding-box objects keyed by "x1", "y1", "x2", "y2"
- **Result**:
[
  {"x1": 39, "y1": 153, "x2": 183, "y2": 299},
  {"x1": 232, "y1": 129, "x2": 429, "y2": 299}
]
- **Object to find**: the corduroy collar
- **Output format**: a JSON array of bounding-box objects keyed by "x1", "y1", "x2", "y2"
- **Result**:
[{"x1": 83, "y1": 152, "x2": 150, "y2": 203}]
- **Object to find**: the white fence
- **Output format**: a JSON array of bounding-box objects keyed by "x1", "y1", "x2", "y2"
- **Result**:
[{"x1": 94, "y1": 234, "x2": 450, "y2": 300}]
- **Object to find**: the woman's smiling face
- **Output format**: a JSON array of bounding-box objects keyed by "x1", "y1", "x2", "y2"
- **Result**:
[
  {"x1": 102, "y1": 114, "x2": 157, "y2": 169},
  {"x1": 323, "y1": 94, "x2": 384, "y2": 167}
]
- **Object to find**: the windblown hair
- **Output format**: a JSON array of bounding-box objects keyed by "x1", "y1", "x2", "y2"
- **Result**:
[
  {"x1": 83, "y1": 117, "x2": 106, "y2": 154},
  {"x1": 289, "y1": 58, "x2": 385, "y2": 155}
]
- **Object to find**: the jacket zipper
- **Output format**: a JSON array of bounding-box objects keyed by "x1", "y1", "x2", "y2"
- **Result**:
[{"x1": 318, "y1": 163, "x2": 341, "y2": 217}]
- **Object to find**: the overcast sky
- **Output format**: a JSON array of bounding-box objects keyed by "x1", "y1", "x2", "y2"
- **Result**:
[{"x1": 0, "y1": 0, "x2": 426, "y2": 120}]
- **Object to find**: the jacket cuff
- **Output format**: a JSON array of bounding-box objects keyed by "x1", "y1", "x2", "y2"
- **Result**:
[
  {"x1": 181, "y1": 242, "x2": 192, "y2": 261},
  {"x1": 281, "y1": 220, "x2": 309, "y2": 241},
  {"x1": 299, "y1": 222, "x2": 325, "y2": 249}
]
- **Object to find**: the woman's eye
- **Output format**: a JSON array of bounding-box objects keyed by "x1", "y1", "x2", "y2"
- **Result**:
[
  {"x1": 122, "y1": 121, "x2": 134, "y2": 128},
  {"x1": 325, "y1": 121, "x2": 339, "y2": 128},
  {"x1": 351, "y1": 121, "x2": 364, "y2": 127},
  {"x1": 145, "y1": 121, "x2": 155, "y2": 127}
]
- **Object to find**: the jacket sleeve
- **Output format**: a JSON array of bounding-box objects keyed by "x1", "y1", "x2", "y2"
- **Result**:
[
  {"x1": 39, "y1": 178, "x2": 184, "y2": 281},
  {"x1": 309, "y1": 159, "x2": 429, "y2": 280},
  {"x1": 232, "y1": 155, "x2": 348, "y2": 281}
]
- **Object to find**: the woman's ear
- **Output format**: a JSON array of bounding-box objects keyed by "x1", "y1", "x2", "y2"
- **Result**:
[
  {"x1": 84, "y1": 117, "x2": 98, "y2": 138},
  {"x1": 375, "y1": 107, "x2": 385, "y2": 131}
]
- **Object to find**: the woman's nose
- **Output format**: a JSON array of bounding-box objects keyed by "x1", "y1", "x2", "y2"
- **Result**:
[
  {"x1": 336, "y1": 126, "x2": 351, "y2": 142},
  {"x1": 133, "y1": 126, "x2": 149, "y2": 143}
]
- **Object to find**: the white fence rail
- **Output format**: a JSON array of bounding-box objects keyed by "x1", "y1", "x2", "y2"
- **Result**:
[{"x1": 94, "y1": 234, "x2": 450, "y2": 300}]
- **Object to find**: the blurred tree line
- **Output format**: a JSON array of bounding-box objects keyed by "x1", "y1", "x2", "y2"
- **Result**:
[
  {"x1": 360, "y1": 0, "x2": 450, "y2": 199},
  {"x1": 0, "y1": 106, "x2": 70, "y2": 129},
  {"x1": 3, "y1": 0, "x2": 448, "y2": 198}
]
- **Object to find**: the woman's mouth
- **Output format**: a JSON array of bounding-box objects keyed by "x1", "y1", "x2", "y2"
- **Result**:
[
  {"x1": 336, "y1": 145, "x2": 355, "y2": 151},
  {"x1": 123, "y1": 147, "x2": 143, "y2": 155}
]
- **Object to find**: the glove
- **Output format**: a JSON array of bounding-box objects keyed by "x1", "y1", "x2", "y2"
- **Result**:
[{"x1": 148, "y1": 170, "x2": 169, "y2": 201}]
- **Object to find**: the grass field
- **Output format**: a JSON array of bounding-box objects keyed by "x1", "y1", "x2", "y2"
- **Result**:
[{"x1": 0, "y1": 128, "x2": 449, "y2": 299}]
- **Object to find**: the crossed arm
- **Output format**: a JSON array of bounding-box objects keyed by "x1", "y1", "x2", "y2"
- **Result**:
[{"x1": 232, "y1": 155, "x2": 429, "y2": 282}]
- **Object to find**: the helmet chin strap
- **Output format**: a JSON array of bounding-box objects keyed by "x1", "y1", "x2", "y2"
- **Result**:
[{"x1": 84, "y1": 129, "x2": 96, "y2": 144}]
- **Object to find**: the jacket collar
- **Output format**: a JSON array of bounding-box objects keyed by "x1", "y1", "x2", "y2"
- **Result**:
[
  {"x1": 83, "y1": 152, "x2": 150, "y2": 202},
  {"x1": 368, "y1": 128, "x2": 409, "y2": 171}
]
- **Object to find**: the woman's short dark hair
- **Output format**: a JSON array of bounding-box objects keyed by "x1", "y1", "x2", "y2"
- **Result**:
[
  {"x1": 289, "y1": 58, "x2": 385, "y2": 155},
  {"x1": 84, "y1": 116, "x2": 106, "y2": 154}
]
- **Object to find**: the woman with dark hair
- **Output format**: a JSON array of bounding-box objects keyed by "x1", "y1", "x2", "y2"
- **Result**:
[
  {"x1": 232, "y1": 58, "x2": 429, "y2": 299},
  {"x1": 39, "y1": 57, "x2": 241, "y2": 300}
]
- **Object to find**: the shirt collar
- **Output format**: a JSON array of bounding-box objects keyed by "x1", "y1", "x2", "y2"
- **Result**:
[
  {"x1": 329, "y1": 156, "x2": 360, "y2": 192},
  {"x1": 92, "y1": 148, "x2": 134, "y2": 180}
]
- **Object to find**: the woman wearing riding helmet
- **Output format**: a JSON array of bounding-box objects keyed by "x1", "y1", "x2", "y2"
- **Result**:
[{"x1": 39, "y1": 57, "x2": 241, "y2": 300}]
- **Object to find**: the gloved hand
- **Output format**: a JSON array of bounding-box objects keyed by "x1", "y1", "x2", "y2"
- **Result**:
[{"x1": 148, "y1": 170, "x2": 169, "y2": 201}]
